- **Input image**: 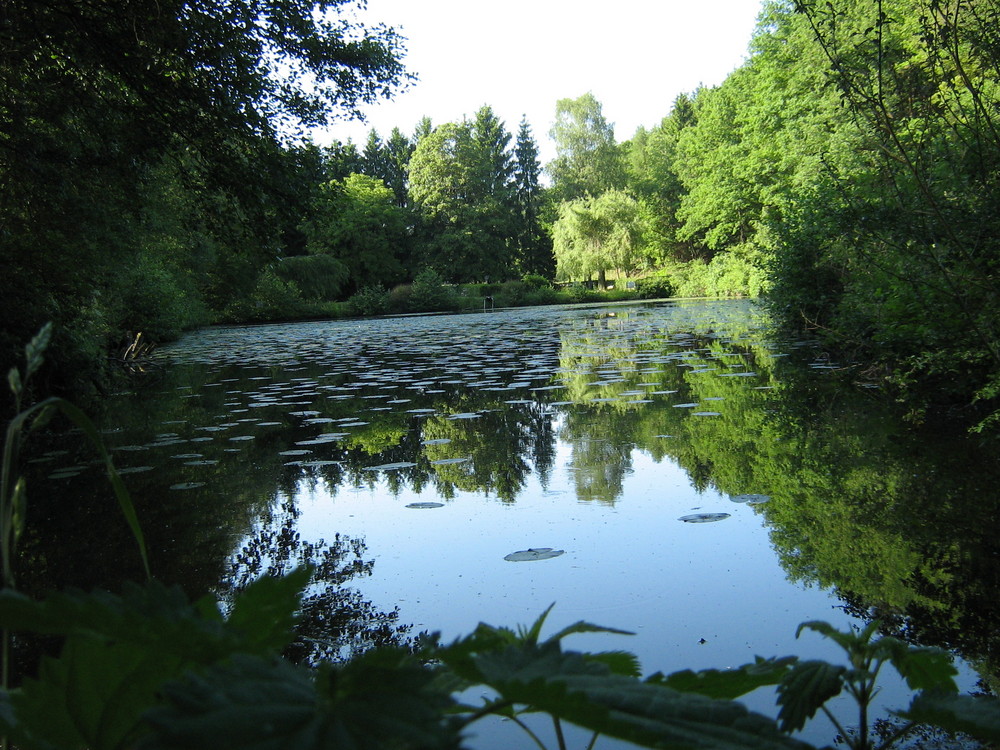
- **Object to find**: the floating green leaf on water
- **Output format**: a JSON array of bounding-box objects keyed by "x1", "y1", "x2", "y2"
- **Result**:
[
  {"x1": 170, "y1": 482, "x2": 206, "y2": 490},
  {"x1": 406, "y1": 502, "x2": 445, "y2": 509},
  {"x1": 363, "y1": 462, "x2": 417, "y2": 471},
  {"x1": 679, "y1": 513, "x2": 731, "y2": 523},
  {"x1": 504, "y1": 547, "x2": 565, "y2": 562},
  {"x1": 117, "y1": 466, "x2": 154, "y2": 474},
  {"x1": 48, "y1": 471, "x2": 82, "y2": 480}
]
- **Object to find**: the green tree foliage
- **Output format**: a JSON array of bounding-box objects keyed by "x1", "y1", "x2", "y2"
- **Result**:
[
  {"x1": 552, "y1": 190, "x2": 646, "y2": 285},
  {"x1": 407, "y1": 108, "x2": 518, "y2": 282},
  {"x1": 759, "y1": 0, "x2": 1000, "y2": 427},
  {"x1": 513, "y1": 117, "x2": 556, "y2": 277},
  {"x1": 548, "y1": 93, "x2": 626, "y2": 202},
  {"x1": 303, "y1": 174, "x2": 410, "y2": 295},
  {"x1": 626, "y1": 93, "x2": 698, "y2": 263},
  {"x1": 0, "y1": 0, "x2": 409, "y2": 398}
]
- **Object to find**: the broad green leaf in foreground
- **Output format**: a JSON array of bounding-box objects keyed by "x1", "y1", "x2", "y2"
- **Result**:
[
  {"x1": 651, "y1": 656, "x2": 799, "y2": 700},
  {"x1": 144, "y1": 649, "x2": 461, "y2": 750},
  {"x1": 871, "y1": 638, "x2": 958, "y2": 693},
  {"x1": 898, "y1": 691, "x2": 1000, "y2": 744},
  {"x1": 442, "y1": 635, "x2": 812, "y2": 750},
  {"x1": 776, "y1": 660, "x2": 846, "y2": 733},
  {"x1": 7, "y1": 634, "x2": 185, "y2": 750}
]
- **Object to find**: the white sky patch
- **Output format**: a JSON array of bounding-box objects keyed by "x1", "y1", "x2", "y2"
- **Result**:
[{"x1": 315, "y1": 0, "x2": 765, "y2": 165}]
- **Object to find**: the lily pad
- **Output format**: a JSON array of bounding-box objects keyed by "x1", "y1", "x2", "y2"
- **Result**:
[
  {"x1": 406, "y1": 502, "x2": 445, "y2": 509},
  {"x1": 363, "y1": 462, "x2": 417, "y2": 471},
  {"x1": 504, "y1": 547, "x2": 565, "y2": 562},
  {"x1": 679, "y1": 513, "x2": 731, "y2": 523},
  {"x1": 117, "y1": 466, "x2": 154, "y2": 474}
]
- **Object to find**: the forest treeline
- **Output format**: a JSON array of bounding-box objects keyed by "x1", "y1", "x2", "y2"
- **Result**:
[{"x1": 3, "y1": 0, "x2": 1000, "y2": 430}]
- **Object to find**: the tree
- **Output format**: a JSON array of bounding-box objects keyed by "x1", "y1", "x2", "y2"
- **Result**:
[
  {"x1": 407, "y1": 108, "x2": 518, "y2": 282},
  {"x1": 552, "y1": 189, "x2": 646, "y2": 286},
  {"x1": 547, "y1": 93, "x2": 625, "y2": 202},
  {"x1": 303, "y1": 173, "x2": 410, "y2": 294},
  {"x1": 0, "y1": 0, "x2": 410, "y2": 398},
  {"x1": 626, "y1": 93, "x2": 699, "y2": 262},
  {"x1": 513, "y1": 117, "x2": 555, "y2": 277},
  {"x1": 362, "y1": 130, "x2": 389, "y2": 182},
  {"x1": 384, "y1": 128, "x2": 415, "y2": 207}
]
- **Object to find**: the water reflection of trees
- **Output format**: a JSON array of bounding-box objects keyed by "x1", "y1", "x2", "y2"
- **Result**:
[{"x1": 219, "y1": 495, "x2": 409, "y2": 666}]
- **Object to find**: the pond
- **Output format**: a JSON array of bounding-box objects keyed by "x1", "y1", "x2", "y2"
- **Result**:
[{"x1": 23, "y1": 299, "x2": 1000, "y2": 749}]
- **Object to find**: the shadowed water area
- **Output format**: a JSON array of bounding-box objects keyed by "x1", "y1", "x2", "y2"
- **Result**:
[{"x1": 21, "y1": 299, "x2": 1000, "y2": 747}]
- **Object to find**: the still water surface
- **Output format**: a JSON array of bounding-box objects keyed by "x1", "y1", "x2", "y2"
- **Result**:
[{"x1": 29, "y1": 299, "x2": 996, "y2": 748}]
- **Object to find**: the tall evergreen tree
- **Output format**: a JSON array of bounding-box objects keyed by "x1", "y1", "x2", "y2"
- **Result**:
[
  {"x1": 413, "y1": 116, "x2": 434, "y2": 144},
  {"x1": 362, "y1": 129, "x2": 389, "y2": 182},
  {"x1": 513, "y1": 117, "x2": 554, "y2": 277},
  {"x1": 384, "y1": 127, "x2": 415, "y2": 207}
]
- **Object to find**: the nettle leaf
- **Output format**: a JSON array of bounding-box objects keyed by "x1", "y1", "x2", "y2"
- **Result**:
[
  {"x1": 454, "y1": 640, "x2": 810, "y2": 750},
  {"x1": 795, "y1": 621, "x2": 861, "y2": 653},
  {"x1": 0, "y1": 576, "x2": 298, "y2": 666},
  {"x1": 10, "y1": 634, "x2": 186, "y2": 750},
  {"x1": 586, "y1": 650, "x2": 642, "y2": 678},
  {"x1": 7, "y1": 366, "x2": 22, "y2": 397},
  {"x1": 874, "y1": 638, "x2": 958, "y2": 693},
  {"x1": 24, "y1": 322, "x2": 53, "y2": 378},
  {"x1": 144, "y1": 650, "x2": 460, "y2": 750},
  {"x1": 544, "y1": 620, "x2": 635, "y2": 645},
  {"x1": 777, "y1": 660, "x2": 846, "y2": 732},
  {"x1": 651, "y1": 656, "x2": 799, "y2": 700},
  {"x1": 226, "y1": 566, "x2": 312, "y2": 653},
  {"x1": 899, "y1": 691, "x2": 1000, "y2": 743}
]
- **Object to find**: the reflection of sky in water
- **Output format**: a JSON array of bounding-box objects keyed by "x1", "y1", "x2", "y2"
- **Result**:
[
  {"x1": 125, "y1": 300, "x2": 980, "y2": 748},
  {"x1": 294, "y1": 435, "x2": 968, "y2": 749}
]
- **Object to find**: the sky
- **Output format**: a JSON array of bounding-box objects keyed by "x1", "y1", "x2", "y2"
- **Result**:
[{"x1": 317, "y1": 0, "x2": 766, "y2": 165}]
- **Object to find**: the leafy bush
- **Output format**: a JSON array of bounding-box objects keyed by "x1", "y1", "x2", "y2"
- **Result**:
[
  {"x1": 346, "y1": 285, "x2": 389, "y2": 317},
  {"x1": 117, "y1": 253, "x2": 207, "y2": 341},
  {"x1": 521, "y1": 273, "x2": 550, "y2": 289},
  {"x1": 636, "y1": 275, "x2": 675, "y2": 300},
  {"x1": 224, "y1": 268, "x2": 308, "y2": 323},
  {"x1": 274, "y1": 255, "x2": 349, "y2": 301},
  {"x1": 564, "y1": 284, "x2": 600, "y2": 303},
  {"x1": 408, "y1": 269, "x2": 459, "y2": 313},
  {"x1": 386, "y1": 283, "x2": 412, "y2": 314}
]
